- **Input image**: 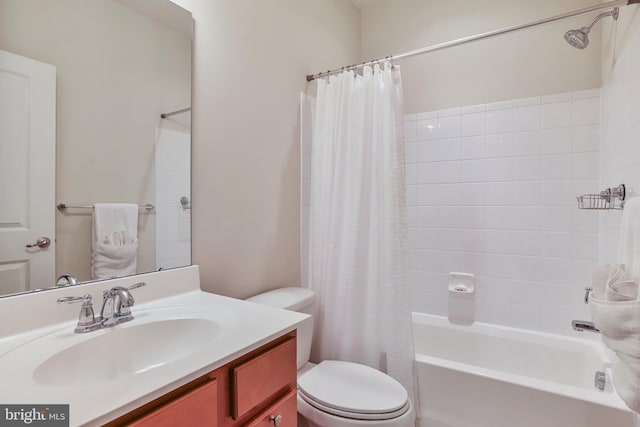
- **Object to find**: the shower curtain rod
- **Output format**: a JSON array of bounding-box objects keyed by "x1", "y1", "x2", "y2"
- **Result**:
[
  {"x1": 160, "y1": 107, "x2": 191, "y2": 119},
  {"x1": 306, "y1": 0, "x2": 639, "y2": 82}
]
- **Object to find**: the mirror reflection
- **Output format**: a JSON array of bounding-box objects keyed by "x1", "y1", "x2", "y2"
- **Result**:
[{"x1": 0, "y1": 0, "x2": 192, "y2": 297}]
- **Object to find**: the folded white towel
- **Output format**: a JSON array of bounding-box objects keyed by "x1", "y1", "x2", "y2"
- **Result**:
[
  {"x1": 590, "y1": 263, "x2": 640, "y2": 413},
  {"x1": 591, "y1": 263, "x2": 638, "y2": 302},
  {"x1": 91, "y1": 204, "x2": 139, "y2": 279},
  {"x1": 92, "y1": 240, "x2": 138, "y2": 279},
  {"x1": 591, "y1": 295, "x2": 640, "y2": 356},
  {"x1": 104, "y1": 230, "x2": 136, "y2": 246},
  {"x1": 612, "y1": 355, "x2": 640, "y2": 416}
]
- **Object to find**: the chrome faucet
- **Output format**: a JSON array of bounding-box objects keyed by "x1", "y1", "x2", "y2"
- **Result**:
[
  {"x1": 56, "y1": 274, "x2": 78, "y2": 287},
  {"x1": 58, "y1": 282, "x2": 146, "y2": 333},
  {"x1": 572, "y1": 320, "x2": 600, "y2": 333},
  {"x1": 572, "y1": 287, "x2": 600, "y2": 332},
  {"x1": 101, "y1": 283, "x2": 145, "y2": 326}
]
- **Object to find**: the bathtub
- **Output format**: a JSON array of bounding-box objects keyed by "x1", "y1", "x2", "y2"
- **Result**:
[{"x1": 412, "y1": 313, "x2": 637, "y2": 427}]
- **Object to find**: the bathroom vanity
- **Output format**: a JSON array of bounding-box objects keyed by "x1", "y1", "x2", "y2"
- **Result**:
[
  {"x1": 107, "y1": 333, "x2": 297, "y2": 426},
  {"x1": 0, "y1": 266, "x2": 306, "y2": 426}
]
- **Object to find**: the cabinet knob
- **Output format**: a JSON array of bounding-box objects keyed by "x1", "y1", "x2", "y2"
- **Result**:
[{"x1": 269, "y1": 414, "x2": 283, "y2": 427}]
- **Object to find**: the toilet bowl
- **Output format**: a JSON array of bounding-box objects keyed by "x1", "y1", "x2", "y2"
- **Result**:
[
  {"x1": 246, "y1": 287, "x2": 414, "y2": 427},
  {"x1": 297, "y1": 360, "x2": 414, "y2": 427}
]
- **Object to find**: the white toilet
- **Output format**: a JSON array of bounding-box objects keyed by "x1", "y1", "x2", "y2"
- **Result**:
[{"x1": 246, "y1": 287, "x2": 415, "y2": 427}]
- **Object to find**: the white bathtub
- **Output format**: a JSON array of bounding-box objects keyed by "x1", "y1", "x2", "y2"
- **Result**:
[{"x1": 412, "y1": 313, "x2": 637, "y2": 427}]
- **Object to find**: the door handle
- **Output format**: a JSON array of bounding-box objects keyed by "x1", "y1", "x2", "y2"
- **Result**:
[{"x1": 26, "y1": 237, "x2": 51, "y2": 249}]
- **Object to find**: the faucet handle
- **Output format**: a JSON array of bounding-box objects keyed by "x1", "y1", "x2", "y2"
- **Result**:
[
  {"x1": 101, "y1": 282, "x2": 145, "y2": 298},
  {"x1": 119, "y1": 282, "x2": 146, "y2": 311},
  {"x1": 119, "y1": 282, "x2": 146, "y2": 310},
  {"x1": 127, "y1": 282, "x2": 146, "y2": 291},
  {"x1": 57, "y1": 293, "x2": 92, "y2": 305},
  {"x1": 57, "y1": 294, "x2": 101, "y2": 333}
]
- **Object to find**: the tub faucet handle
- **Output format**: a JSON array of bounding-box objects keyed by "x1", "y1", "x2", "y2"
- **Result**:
[{"x1": 584, "y1": 287, "x2": 593, "y2": 304}]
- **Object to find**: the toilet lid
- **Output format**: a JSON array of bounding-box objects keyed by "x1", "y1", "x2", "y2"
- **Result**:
[{"x1": 297, "y1": 361, "x2": 408, "y2": 417}]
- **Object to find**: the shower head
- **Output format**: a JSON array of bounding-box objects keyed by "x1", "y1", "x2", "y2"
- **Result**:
[
  {"x1": 564, "y1": 28, "x2": 590, "y2": 49},
  {"x1": 564, "y1": 7, "x2": 619, "y2": 49}
]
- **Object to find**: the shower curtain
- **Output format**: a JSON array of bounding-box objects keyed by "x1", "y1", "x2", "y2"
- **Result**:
[{"x1": 308, "y1": 62, "x2": 416, "y2": 406}]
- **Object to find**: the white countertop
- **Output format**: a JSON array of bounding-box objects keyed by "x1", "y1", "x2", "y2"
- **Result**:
[{"x1": 0, "y1": 266, "x2": 307, "y2": 426}]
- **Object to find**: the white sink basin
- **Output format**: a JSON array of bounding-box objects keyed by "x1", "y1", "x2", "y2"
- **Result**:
[{"x1": 33, "y1": 318, "x2": 220, "y2": 387}]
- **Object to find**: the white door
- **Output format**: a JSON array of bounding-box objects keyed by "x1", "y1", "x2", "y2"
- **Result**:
[{"x1": 0, "y1": 49, "x2": 56, "y2": 294}]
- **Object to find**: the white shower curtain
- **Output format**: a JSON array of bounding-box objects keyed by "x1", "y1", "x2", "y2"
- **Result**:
[{"x1": 308, "y1": 62, "x2": 416, "y2": 405}]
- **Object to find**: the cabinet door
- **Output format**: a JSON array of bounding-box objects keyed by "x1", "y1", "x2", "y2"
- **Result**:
[
  {"x1": 232, "y1": 337, "x2": 296, "y2": 419},
  {"x1": 246, "y1": 389, "x2": 297, "y2": 427},
  {"x1": 129, "y1": 379, "x2": 217, "y2": 427}
]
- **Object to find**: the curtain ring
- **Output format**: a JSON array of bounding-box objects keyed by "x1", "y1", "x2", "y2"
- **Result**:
[{"x1": 388, "y1": 55, "x2": 395, "y2": 69}]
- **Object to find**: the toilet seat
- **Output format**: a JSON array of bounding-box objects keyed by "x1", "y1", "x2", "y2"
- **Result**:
[
  {"x1": 298, "y1": 360, "x2": 410, "y2": 420},
  {"x1": 299, "y1": 390, "x2": 411, "y2": 421}
]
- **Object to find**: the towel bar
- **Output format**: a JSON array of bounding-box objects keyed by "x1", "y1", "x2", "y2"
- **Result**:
[{"x1": 57, "y1": 203, "x2": 154, "y2": 212}]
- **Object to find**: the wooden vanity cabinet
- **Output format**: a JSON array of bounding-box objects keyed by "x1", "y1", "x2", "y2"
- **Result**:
[
  {"x1": 127, "y1": 378, "x2": 218, "y2": 427},
  {"x1": 106, "y1": 332, "x2": 297, "y2": 427},
  {"x1": 221, "y1": 332, "x2": 297, "y2": 427}
]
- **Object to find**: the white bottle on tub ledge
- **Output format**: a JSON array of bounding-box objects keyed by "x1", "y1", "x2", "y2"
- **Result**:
[{"x1": 448, "y1": 272, "x2": 475, "y2": 325}]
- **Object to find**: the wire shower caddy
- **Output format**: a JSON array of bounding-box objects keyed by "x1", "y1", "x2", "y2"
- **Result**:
[{"x1": 576, "y1": 184, "x2": 626, "y2": 210}]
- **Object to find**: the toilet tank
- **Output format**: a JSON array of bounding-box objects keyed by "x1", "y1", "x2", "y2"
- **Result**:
[{"x1": 246, "y1": 287, "x2": 316, "y2": 370}]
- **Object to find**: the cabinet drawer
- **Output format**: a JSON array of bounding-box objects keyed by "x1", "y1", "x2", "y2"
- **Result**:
[
  {"x1": 129, "y1": 379, "x2": 217, "y2": 427},
  {"x1": 246, "y1": 389, "x2": 297, "y2": 427},
  {"x1": 232, "y1": 337, "x2": 296, "y2": 419}
]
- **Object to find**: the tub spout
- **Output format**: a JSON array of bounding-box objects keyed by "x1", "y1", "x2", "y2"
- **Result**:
[{"x1": 572, "y1": 320, "x2": 600, "y2": 333}]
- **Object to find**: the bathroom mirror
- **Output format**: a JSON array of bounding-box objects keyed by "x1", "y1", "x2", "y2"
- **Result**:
[{"x1": 0, "y1": 0, "x2": 192, "y2": 297}]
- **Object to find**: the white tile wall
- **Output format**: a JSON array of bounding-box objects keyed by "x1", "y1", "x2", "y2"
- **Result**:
[
  {"x1": 405, "y1": 90, "x2": 601, "y2": 336},
  {"x1": 155, "y1": 128, "x2": 191, "y2": 270}
]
